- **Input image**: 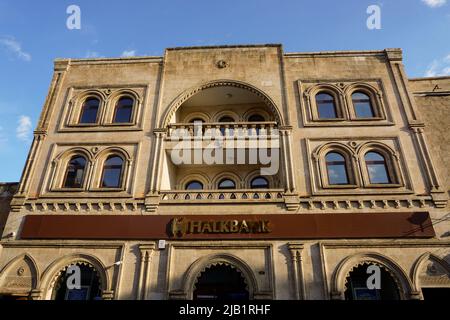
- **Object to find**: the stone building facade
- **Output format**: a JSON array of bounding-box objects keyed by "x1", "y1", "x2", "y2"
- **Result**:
[{"x1": 0, "y1": 45, "x2": 449, "y2": 300}]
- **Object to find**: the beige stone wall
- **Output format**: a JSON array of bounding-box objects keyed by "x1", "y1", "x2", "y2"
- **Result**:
[{"x1": 409, "y1": 77, "x2": 450, "y2": 193}]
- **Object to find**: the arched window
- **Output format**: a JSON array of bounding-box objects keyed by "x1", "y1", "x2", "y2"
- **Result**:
[
  {"x1": 248, "y1": 114, "x2": 265, "y2": 122},
  {"x1": 185, "y1": 180, "x2": 203, "y2": 190},
  {"x1": 325, "y1": 152, "x2": 349, "y2": 185},
  {"x1": 63, "y1": 156, "x2": 87, "y2": 188},
  {"x1": 250, "y1": 177, "x2": 269, "y2": 189},
  {"x1": 190, "y1": 118, "x2": 205, "y2": 123},
  {"x1": 316, "y1": 93, "x2": 338, "y2": 119},
  {"x1": 219, "y1": 116, "x2": 235, "y2": 135},
  {"x1": 101, "y1": 156, "x2": 124, "y2": 188},
  {"x1": 113, "y1": 97, "x2": 134, "y2": 123},
  {"x1": 365, "y1": 152, "x2": 391, "y2": 184},
  {"x1": 352, "y1": 92, "x2": 375, "y2": 118},
  {"x1": 79, "y1": 97, "x2": 100, "y2": 124},
  {"x1": 218, "y1": 179, "x2": 236, "y2": 190},
  {"x1": 219, "y1": 116, "x2": 235, "y2": 123},
  {"x1": 248, "y1": 114, "x2": 265, "y2": 135}
]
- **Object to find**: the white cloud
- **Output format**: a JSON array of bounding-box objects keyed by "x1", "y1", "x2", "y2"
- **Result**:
[
  {"x1": 121, "y1": 50, "x2": 136, "y2": 57},
  {"x1": 422, "y1": 0, "x2": 447, "y2": 7},
  {"x1": 425, "y1": 54, "x2": 450, "y2": 76},
  {"x1": 16, "y1": 115, "x2": 32, "y2": 142},
  {"x1": 85, "y1": 51, "x2": 102, "y2": 58},
  {"x1": 0, "y1": 36, "x2": 31, "y2": 61}
]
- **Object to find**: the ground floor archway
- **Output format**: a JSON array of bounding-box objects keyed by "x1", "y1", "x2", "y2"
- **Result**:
[
  {"x1": 52, "y1": 263, "x2": 102, "y2": 300},
  {"x1": 344, "y1": 263, "x2": 400, "y2": 300},
  {"x1": 193, "y1": 264, "x2": 249, "y2": 300}
]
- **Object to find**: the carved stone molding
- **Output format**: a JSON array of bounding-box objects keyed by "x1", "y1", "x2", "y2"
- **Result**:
[
  {"x1": 287, "y1": 243, "x2": 306, "y2": 300},
  {"x1": 137, "y1": 244, "x2": 156, "y2": 300}
]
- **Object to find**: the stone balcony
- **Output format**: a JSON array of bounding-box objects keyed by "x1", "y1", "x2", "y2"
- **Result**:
[
  {"x1": 166, "y1": 122, "x2": 279, "y2": 140},
  {"x1": 160, "y1": 189, "x2": 285, "y2": 203}
]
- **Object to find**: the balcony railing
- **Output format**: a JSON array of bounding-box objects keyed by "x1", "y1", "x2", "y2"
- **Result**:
[
  {"x1": 160, "y1": 189, "x2": 284, "y2": 203},
  {"x1": 167, "y1": 122, "x2": 278, "y2": 139}
]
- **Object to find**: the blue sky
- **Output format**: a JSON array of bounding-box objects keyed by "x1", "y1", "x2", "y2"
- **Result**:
[{"x1": 0, "y1": 0, "x2": 449, "y2": 182}]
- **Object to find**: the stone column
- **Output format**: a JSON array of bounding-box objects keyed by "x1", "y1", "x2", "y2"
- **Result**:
[
  {"x1": 137, "y1": 244, "x2": 156, "y2": 300},
  {"x1": 287, "y1": 243, "x2": 306, "y2": 300},
  {"x1": 145, "y1": 130, "x2": 166, "y2": 212}
]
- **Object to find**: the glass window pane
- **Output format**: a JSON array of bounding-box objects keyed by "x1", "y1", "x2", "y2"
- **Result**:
[
  {"x1": 190, "y1": 118, "x2": 204, "y2": 123},
  {"x1": 113, "y1": 97, "x2": 133, "y2": 123},
  {"x1": 79, "y1": 98, "x2": 100, "y2": 124},
  {"x1": 64, "y1": 156, "x2": 86, "y2": 188},
  {"x1": 218, "y1": 179, "x2": 236, "y2": 189},
  {"x1": 326, "y1": 152, "x2": 349, "y2": 185},
  {"x1": 248, "y1": 114, "x2": 265, "y2": 122},
  {"x1": 251, "y1": 177, "x2": 269, "y2": 189},
  {"x1": 316, "y1": 93, "x2": 337, "y2": 119},
  {"x1": 219, "y1": 117, "x2": 234, "y2": 123},
  {"x1": 352, "y1": 92, "x2": 375, "y2": 118},
  {"x1": 101, "y1": 156, "x2": 123, "y2": 188},
  {"x1": 365, "y1": 152, "x2": 390, "y2": 184},
  {"x1": 186, "y1": 181, "x2": 203, "y2": 190}
]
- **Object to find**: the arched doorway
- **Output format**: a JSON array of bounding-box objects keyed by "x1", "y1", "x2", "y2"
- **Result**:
[
  {"x1": 344, "y1": 263, "x2": 400, "y2": 300},
  {"x1": 193, "y1": 264, "x2": 249, "y2": 300},
  {"x1": 52, "y1": 263, "x2": 102, "y2": 300}
]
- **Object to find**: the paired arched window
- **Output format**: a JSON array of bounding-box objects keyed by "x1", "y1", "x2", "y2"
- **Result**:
[
  {"x1": 185, "y1": 180, "x2": 204, "y2": 190},
  {"x1": 218, "y1": 179, "x2": 236, "y2": 190},
  {"x1": 101, "y1": 155, "x2": 124, "y2": 188},
  {"x1": 113, "y1": 97, "x2": 134, "y2": 123},
  {"x1": 352, "y1": 92, "x2": 375, "y2": 118},
  {"x1": 63, "y1": 156, "x2": 87, "y2": 188},
  {"x1": 315, "y1": 93, "x2": 338, "y2": 119},
  {"x1": 325, "y1": 152, "x2": 349, "y2": 185},
  {"x1": 319, "y1": 147, "x2": 398, "y2": 188},
  {"x1": 250, "y1": 177, "x2": 269, "y2": 189},
  {"x1": 364, "y1": 152, "x2": 391, "y2": 184},
  {"x1": 79, "y1": 97, "x2": 100, "y2": 124}
]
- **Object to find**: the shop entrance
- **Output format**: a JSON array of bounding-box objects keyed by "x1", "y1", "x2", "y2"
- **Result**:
[{"x1": 193, "y1": 264, "x2": 249, "y2": 300}]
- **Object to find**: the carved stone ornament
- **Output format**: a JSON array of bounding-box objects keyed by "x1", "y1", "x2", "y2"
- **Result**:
[
  {"x1": 216, "y1": 60, "x2": 228, "y2": 69},
  {"x1": 17, "y1": 267, "x2": 25, "y2": 276}
]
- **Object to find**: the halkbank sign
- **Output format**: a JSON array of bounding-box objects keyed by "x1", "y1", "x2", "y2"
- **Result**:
[{"x1": 170, "y1": 217, "x2": 271, "y2": 237}]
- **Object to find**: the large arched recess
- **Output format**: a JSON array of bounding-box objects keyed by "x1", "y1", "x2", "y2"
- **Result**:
[{"x1": 160, "y1": 79, "x2": 285, "y2": 128}]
